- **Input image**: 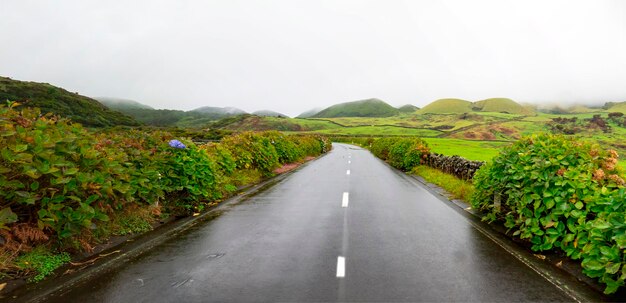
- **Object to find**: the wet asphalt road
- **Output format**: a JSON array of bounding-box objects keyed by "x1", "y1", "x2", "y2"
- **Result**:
[{"x1": 45, "y1": 143, "x2": 579, "y2": 302}]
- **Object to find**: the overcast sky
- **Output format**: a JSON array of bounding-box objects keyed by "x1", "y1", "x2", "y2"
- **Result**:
[{"x1": 1, "y1": 0, "x2": 625, "y2": 116}]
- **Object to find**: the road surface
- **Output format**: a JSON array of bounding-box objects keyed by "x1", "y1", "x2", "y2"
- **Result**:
[{"x1": 41, "y1": 143, "x2": 590, "y2": 302}]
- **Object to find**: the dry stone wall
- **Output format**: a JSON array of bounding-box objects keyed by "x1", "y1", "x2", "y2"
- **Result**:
[{"x1": 423, "y1": 153, "x2": 484, "y2": 181}]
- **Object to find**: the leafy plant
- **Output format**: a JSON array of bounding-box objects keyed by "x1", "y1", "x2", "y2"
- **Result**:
[
  {"x1": 370, "y1": 137, "x2": 429, "y2": 171},
  {"x1": 15, "y1": 247, "x2": 71, "y2": 282},
  {"x1": 471, "y1": 133, "x2": 626, "y2": 293}
]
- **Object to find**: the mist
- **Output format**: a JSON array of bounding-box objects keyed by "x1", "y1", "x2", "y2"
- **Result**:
[{"x1": 1, "y1": 0, "x2": 625, "y2": 116}]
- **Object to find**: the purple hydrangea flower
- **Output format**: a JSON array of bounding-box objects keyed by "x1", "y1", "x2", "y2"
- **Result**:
[{"x1": 168, "y1": 139, "x2": 186, "y2": 149}]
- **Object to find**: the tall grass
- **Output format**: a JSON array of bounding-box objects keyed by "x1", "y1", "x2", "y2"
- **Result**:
[{"x1": 411, "y1": 165, "x2": 474, "y2": 201}]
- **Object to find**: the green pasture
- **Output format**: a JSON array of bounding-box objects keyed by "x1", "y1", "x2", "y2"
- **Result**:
[{"x1": 422, "y1": 138, "x2": 508, "y2": 162}]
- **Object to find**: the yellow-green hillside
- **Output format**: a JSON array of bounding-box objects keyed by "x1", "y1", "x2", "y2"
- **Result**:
[
  {"x1": 418, "y1": 98, "x2": 473, "y2": 114},
  {"x1": 473, "y1": 98, "x2": 534, "y2": 115}
]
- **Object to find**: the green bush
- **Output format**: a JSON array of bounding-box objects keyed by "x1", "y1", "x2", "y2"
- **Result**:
[
  {"x1": 471, "y1": 133, "x2": 626, "y2": 293},
  {"x1": 1, "y1": 103, "x2": 331, "y2": 244},
  {"x1": 388, "y1": 138, "x2": 428, "y2": 171},
  {"x1": 370, "y1": 137, "x2": 429, "y2": 171},
  {"x1": 370, "y1": 137, "x2": 398, "y2": 160}
]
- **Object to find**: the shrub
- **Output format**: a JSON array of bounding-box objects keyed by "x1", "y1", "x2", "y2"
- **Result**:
[
  {"x1": 1, "y1": 102, "x2": 332, "y2": 282},
  {"x1": 370, "y1": 137, "x2": 398, "y2": 160},
  {"x1": 220, "y1": 132, "x2": 280, "y2": 175},
  {"x1": 471, "y1": 133, "x2": 626, "y2": 293},
  {"x1": 388, "y1": 138, "x2": 428, "y2": 171},
  {"x1": 370, "y1": 137, "x2": 429, "y2": 171}
]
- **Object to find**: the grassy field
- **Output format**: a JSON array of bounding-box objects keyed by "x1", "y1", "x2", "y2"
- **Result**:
[
  {"x1": 214, "y1": 107, "x2": 626, "y2": 169},
  {"x1": 422, "y1": 138, "x2": 509, "y2": 162}
]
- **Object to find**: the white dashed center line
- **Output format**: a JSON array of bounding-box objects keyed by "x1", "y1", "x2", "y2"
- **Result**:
[
  {"x1": 342, "y1": 192, "x2": 349, "y2": 208},
  {"x1": 336, "y1": 256, "x2": 346, "y2": 278},
  {"x1": 346, "y1": 170, "x2": 350, "y2": 175},
  {"x1": 348, "y1": 160, "x2": 351, "y2": 164}
]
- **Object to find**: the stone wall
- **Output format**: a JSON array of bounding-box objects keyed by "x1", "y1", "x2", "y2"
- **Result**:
[{"x1": 423, "y1": 153, "x2": 484, "y2": 181}]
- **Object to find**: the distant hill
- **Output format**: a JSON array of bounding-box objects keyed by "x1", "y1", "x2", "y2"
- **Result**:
[
  {"x1": 0, "y1": 76, "x2": 139, "y2": 127},
  {"x1": 397, "y1": 104, "x2": 419, "y2": 113},
  {"x1": 605, "y1": 102, "x2": 626, "y2": 113},
  {"x1": 419, "y1": 98, "x2": 473, "y2": 114},
  {"x1": 537, "y1": 104, "x2": 599, "y2": 114},
  {"x1": 420, "y1": 98, "x2": 533, "y2": 115},
  {"x1": 210, "y1": 114, "x2": 334, "y2": 132},
  {"x1": 97, "y1": 97, "x2": 154, "y2": 110},
  {"x1": 472, "y1": 98, "x2": 533, "y2": 115},
  {"x1": 252, "y1": 110, "x2": 287, "y2": 117},
  {"x1": 191, "y1": 106, "x2": 247, "y2": 116},
  {"x1": 297, "y1": 107, "x2": 323, "y2": 118},
  {"x1": 102, "y1": 105, "x2": 247, "y2": 127},
  {"x1": 313, "y1": 98, "x2": 399, "y2": 118}
]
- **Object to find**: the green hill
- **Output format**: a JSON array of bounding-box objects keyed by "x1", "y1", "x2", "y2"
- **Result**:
[
  {"x1": 420, "y1": 98, "x2": 533, "y2": 115},
  {"x1": 313, "y1": 98, "x2": 399, "y2": 118},
  {"x1": 97, "y1": 97, "x2": 154, "y2": 110},
  {"x1": 606, "y1": 102, "x2": 626, "y2": 113},
  {"x1": 0, "y1": 76, "x2": 139, "y2": 127},
  {"x1": 297, "y1": 107, "x2": 323, "y2": 118},
  {"x1": 472, "y1": 98, "x2": 533, "y2": 115},
  {"x1": 211, "y1": 114, "x2": 336, "y2": 131},
  {"x1": 252, "y1": 110, "x2": 287, "y2": 117},
  {"x1": 398, "y1": 104, "x2": 419, "y2": 113},
  {"x1": 537, "y1": 104, "x2": 599, "y2": 114},
  {"x1": 419, "y1": 98, "x2": 473, "y2": 114},
  {"x1": 191, "y1": 106, "x2": 246, "y2": 116}
]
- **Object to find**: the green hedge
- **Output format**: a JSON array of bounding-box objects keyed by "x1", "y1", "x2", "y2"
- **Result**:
[
  {"x1": 0, "y1": 104, "x2": 330, "y2": 244},
  {"x1": 370, "y1": 137, "x2": 430, "y2": 171},
  {"x1": 471, "y1": 133, "x2": 626, "y2": 294}
]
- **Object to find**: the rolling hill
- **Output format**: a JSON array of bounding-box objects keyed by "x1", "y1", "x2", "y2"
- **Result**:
[
  {"x1": 97, "y1": 97, "x2": 154, "y2": 110},
  {"x1": 313, "y1": 98, "x2": 399, "y2": 118},
  {"x1": 419, "y1": 98, "x2": 473, "y2": 114},
  {"x1": 605, "y1": 102, "x2": 626, "y2": 113},
  {"x1": 472, "y1": 98, "x2": 533, "y2": 115},
  {"x1": 0, "y1": 76, "x2": 139, "y2": 127},
  {"x1": 297, "y1": 107, "x2": 323, "y2": 118},
  {"x1": 191, "y1": 106, "x2": 247, "y2": 116},
  {"x1": 398, "y1": 104, "x2": 419, "y2": 113},
  {"x1": 252, "y1": 110, "x2": 287, "y2": 117},
  {"x1": 420, "y1": 98, "x2": 533, "y2": 115}
]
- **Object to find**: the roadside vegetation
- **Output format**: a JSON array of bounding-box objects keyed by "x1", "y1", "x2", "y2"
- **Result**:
[
  {"x1": 472, "y1": 134, "x2": 626, "y2": 294},
  {"x1": 362, "y1": 133, "x2": 626, "y2": 294},
  {"x1": 0, "y1": 102, "x2": 330, "y2": 282},
  {"x1": 411, "y1": 165, "x2": 474, "y2": 201}
]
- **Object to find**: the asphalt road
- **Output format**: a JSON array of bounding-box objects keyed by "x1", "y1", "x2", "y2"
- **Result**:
[{"x1": 41, "y1": 143, "x2": 589, "y2": 302}]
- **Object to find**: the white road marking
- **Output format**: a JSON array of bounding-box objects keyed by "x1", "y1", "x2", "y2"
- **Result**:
[
  {"x1": 336, "y1": 256, "x2": 346, "y2": 278},
  {"x1": 342, "y1": 192, "x2": 349, "y2": 208},
  {"x1": 348, "y1": 160, "x2": 351, "y2": 164},
  {"x1": 346, "y1": 170, "x2": 350, "y2": 175}
]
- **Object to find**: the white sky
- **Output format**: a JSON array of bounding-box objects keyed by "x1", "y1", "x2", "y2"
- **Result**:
[{"x1": 1, "y1": 0, "x2": 625, "y2": 116}]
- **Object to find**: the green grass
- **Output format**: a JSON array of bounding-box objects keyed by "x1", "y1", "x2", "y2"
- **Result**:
[
  {"x1": 412, "y1": 165, "x2": 475, "y2": 201},
  {"x1": 422, "y1": 138, "x2": 508, "y2": 162},
  {"x1": 15, "y1": 247, "x2": 71, "y2": 282}
]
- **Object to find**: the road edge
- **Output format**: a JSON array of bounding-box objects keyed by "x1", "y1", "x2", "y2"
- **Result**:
[{"x1": 4, "y1": 152, "x2": 330, "y2": 303}]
